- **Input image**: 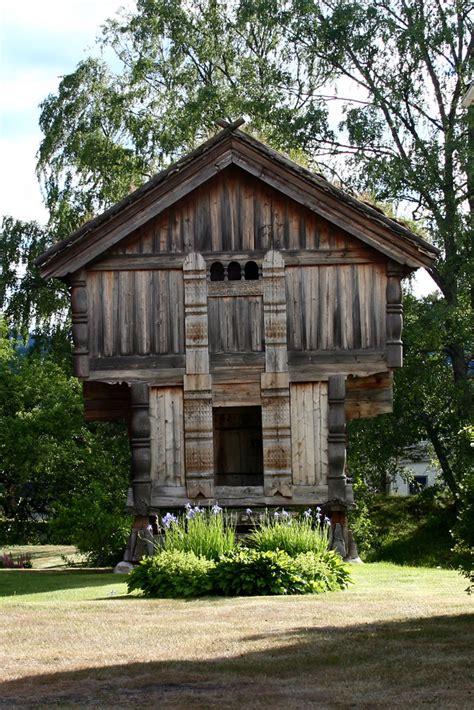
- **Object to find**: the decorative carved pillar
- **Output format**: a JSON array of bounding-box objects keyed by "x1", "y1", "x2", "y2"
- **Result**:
[
  {"x1": 386, "y1": 261, "x2": 403, "y2": 368},
  {"x1": 261, "y1": 250, "x2": 292, "y2": 498},
  {"x1": 130, "y1": 384, "x2": 152, "y2": 516},
  {"x1": 70, "y1": 270, "x2": 89, "y2": 378},
  {"x1": 183, "y1": 253, "x2": 214, "y2": 500},
  {"x1": 327, "y1": 375, "x2": 347, "y2": 502}
]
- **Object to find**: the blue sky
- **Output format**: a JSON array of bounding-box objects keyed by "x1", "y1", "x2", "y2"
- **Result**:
[
  {"x1": 0, "y1": 0, "x2": 132, "y2": 223},
  {"x1": 0, "y1": 0, "x2": 437, "y2": 295}
]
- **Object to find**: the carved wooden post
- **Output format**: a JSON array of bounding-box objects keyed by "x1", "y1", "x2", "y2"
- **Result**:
[
  {"x1": 183, "y1": 253, "x2": 214, "y2": 500},
  {"x1": 261, "y1": 250, "x2": 292, "y2": 498},
  {"x1": 386, "y1": 261, "x2": 403, "y2": 368},
  {"x1": 130, "y1": 384, "x2": 152, "y2": 516},
  {"x1": 70, "y1": 270, "x2": 89, "y2": 378},
  {"x1": 327, "y1": 375, "x2": 347, "y2": 502}
]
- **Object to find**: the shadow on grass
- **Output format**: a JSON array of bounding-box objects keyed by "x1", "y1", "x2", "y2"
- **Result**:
[
  {"x1": 0, "y1": 571, "x2": 116, "y2": 597},
  {"x1": 1, "y1": 613, "x2": 472, "y2": 708}
]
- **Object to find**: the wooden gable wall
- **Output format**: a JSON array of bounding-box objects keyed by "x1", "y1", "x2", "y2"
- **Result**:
[{"x1": 85, "y1": 165, "x2": 388, "y2": 365}]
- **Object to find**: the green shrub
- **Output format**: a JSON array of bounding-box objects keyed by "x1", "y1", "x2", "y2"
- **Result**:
[
  {"x1": 127, "y1": 550, "x2": 216, "y2": 598},
  {"x1": 452, "y1": 468, "x2": 474, "y2": 593},
  {"x1": 293, "y1": 550, "x2": 352, "y2": 592},
  {"x1": 247, "y1": 511, "x2": 329, "y2": 557},
  {"x1": 51, "y1": 483, "x2": 132, "y2": 567},
  {"x1": 211, "y1": 548, "x2": 312, "y2": 596},
  {"x1": 161, "y1": 505, "x2": 236, "y2": 561}
]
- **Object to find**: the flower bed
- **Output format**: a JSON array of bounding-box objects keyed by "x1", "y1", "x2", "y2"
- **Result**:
[{"x1": 127, "y1": 506, "x2": 352, "y2": 598}]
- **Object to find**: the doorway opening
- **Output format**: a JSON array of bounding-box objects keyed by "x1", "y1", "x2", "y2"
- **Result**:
[{"x1": 213, "y1": 406, "x2": 264, "y2": 486}]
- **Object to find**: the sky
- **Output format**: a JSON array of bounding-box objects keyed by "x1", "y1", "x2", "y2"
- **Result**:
[{"x1": 0, "y1": 0, "x2": 438, "y2": 296}]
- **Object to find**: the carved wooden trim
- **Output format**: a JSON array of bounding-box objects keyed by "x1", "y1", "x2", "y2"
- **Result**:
[
  {"x1": 130, "y1": 384, "x2": 152, "y2": 516},
  {"x1": 261, "y1": 373, "x2": 292, "y2": 498},
  {"x1": 386, "y1": 261, "x2": 403, "y2": 368},
  {"x1": 183, "y1": 374, "x2": 214, "y2": 500},
  {"x1": 261, "y1": 251, "x2": 292, "y2": 497},
  {"x1": 327, "y1": 375, "x2": 347, "y2": 502},
  {"x1": 262, "y1": 250, "x2": 288, "y2": 373},
  {"x1": 70, "y1": 270, "x2": 89, "y2": 378},
  {"x1": 183, "y1": 254, "x2": 214, "y2": 499},
  {"x1": 183, "y1": 252, "x2": 209, "y2": 375},
  {"x1": 207, "y1": 281, "x2": 263, "y2": 297}
]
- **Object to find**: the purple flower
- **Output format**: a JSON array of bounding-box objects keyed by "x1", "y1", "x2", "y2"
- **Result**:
[
  {"x1": 212, "y1": 504, "x2": 223, "y2": 515},
  {"x1": 324, "y1": 516, "x2": 331, "y2": 526},
  {"x1": 303, "y1": 508, "x2": 312, "y2": 519},
  {"x1": 162, "y1": 512, "x2": 177, "y2": 529},
  {"x1": 281, "y1": 510, "x2": 290, "y2": 518},
  {"x1": 186, "y1": 508, "x2": 196, "y2": 519},
  {"x1": 316, "y1": 506, "x2": 321, "y2": 513},
  {"x1": 273, "y1": 511, "x2": 280, "y2": 519},
  {"x1": 245, "y1": 508, "x2": 253, "y2": 515}
]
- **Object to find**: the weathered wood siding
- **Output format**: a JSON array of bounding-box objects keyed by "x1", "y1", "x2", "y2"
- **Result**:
[
  {"x1": 290, "y1": 383, "x2": 329, "y2": 486},
  {"x1": 286, "y1": 264, "x2": 387, "y2": 350},
  {"x1": 87, "y1": 270, "x2": 184, "y2": 357},
  {"x1": 149, "y1": 387, "x2": 185, "y2": 487},
  {"x1": 208, "y1": 296, "x2": 264, "y2": 352},
  {"x1": 107, "y1": 166, "x2": 375, "y2": 255}
]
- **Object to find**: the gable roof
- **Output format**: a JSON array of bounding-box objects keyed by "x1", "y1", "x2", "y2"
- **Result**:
[{"x1": 36, "y1": 124, "x2": 439, "y2": 278}]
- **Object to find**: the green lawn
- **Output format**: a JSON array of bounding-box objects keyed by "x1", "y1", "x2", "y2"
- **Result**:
[
  {"x1": 0, "y1": 563, "x2": 472, "y2": 708},
  {"x1": 0, "y1": 544, "x2": 84, "y2": 569}
]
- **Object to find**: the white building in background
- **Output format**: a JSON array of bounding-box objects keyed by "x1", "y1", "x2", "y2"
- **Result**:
[{"x1": 390, "y1": 443, "x2": 440, "y2": 496}]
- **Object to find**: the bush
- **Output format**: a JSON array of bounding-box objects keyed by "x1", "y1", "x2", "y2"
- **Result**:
[
  {"x1": 0, "y1": 519, "x2": 56, "y2": 546},
  {"x1": 51, "y1": 483, "x2": 133, "y2": 567},
  {"x1": 293, "y1": 550, "x2": 352, "y2": 592},
  {"x1": 452, "y1": 468, "x2": 474, "y2": 593},
  {"x1": 247, "y1": 510, "x2": 329, "y2": 557},
  {"x1": 211, "y1": 548, "x2": 309, "y2": 596},
  {"x1": 127, "y1": 550, "x2": 216, "y2": 598},
  {"x1": 161, "y1": 505, "x2": 236, "y2": 561}
]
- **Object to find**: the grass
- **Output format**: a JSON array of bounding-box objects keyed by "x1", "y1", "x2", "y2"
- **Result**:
[
  {"x1": 0, "y1": 545, "x2": 84, "y2": 569},
  {"x1": 362, "y1": 491, "x2": 456, "y2": 567},
  {"x1": 0, "y1": 563, "x2": 472, "y2": 708}
]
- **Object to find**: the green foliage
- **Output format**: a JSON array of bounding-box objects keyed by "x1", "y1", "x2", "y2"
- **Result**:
[
  {"x1": 293, "y1": 550, "x2": 352, "y2": 592},
  {"x1": 247, "y1": 512, "x2": 330, "y2": 557},
  {"x1": 0, "y1": 519, "x2": 54, "y2": 546},
  {"x1": 161, "y1": 506, "x2": 236, "y2": 561},
  {"x1": 211, "y1": 548, "x2": 311, "y2": 596},
  {"x1": 452, "y1": 455, "x2": 474, "y2": 593},
  {"x1": 51, "y1": 487, "x2": 133, "y2": 567},
  {"x1": 355, "y1": 490, "x2": 456, "y2": 568},
  {"x1": 0, "y1": 322, "x2": 131, "y2": 564},
  {"x1": 211, "y1": 548, "x2": 351, "y2": 596},
  {"x1": 0, "y1": 218, "x2": 69, "y2": 340},
  {"x1": 127, "y1": 550, "x2": 216, "y2": 598}
]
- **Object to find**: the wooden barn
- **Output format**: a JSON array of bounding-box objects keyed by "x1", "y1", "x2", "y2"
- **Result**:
[{"x1": 36, "y1": 122, "x2": 438, "y2": 556}]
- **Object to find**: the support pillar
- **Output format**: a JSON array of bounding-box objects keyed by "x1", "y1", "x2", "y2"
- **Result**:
[
  {"x1": 261, "y1": 250, "x2": 292, "y2": 498},
  {"x1": 183, "y1": 253, "x2": 214, "y2": 500}
]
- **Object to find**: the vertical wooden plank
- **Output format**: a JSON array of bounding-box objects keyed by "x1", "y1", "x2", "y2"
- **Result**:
[
  {"x1": 102, "y1": 271, "x2": 115, "y2": 357},
  {"x1": 241, "y1": 180, "x2": 254, "y2": 251},
  {"x1": 150, "y1": 387, "x2": 185, "y2": 488},
  {"x1": 71, "y1": 270, "x2": 89, "y2": 376},
  {"x1": 134, "y1": 271, "x2": 150, "y2": 355},
  {"x1": 303, "y1": 384, "x2": 315, "y2": 485},
  {"x1": 317, "y1": 266, "x2": 327, "y2": 350},
  {"x1": 119, "y1": 271, "x2": 134, "y2": 355},
  {"x1": 351, "y1": 265, "x2": 362, "y2": 349},
  {"x1": 320, "y1": 382, "x2": 329, "y2": 480},
  {"x1": 210, "y1": 181, "x2": 222, "y2": 252}
]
